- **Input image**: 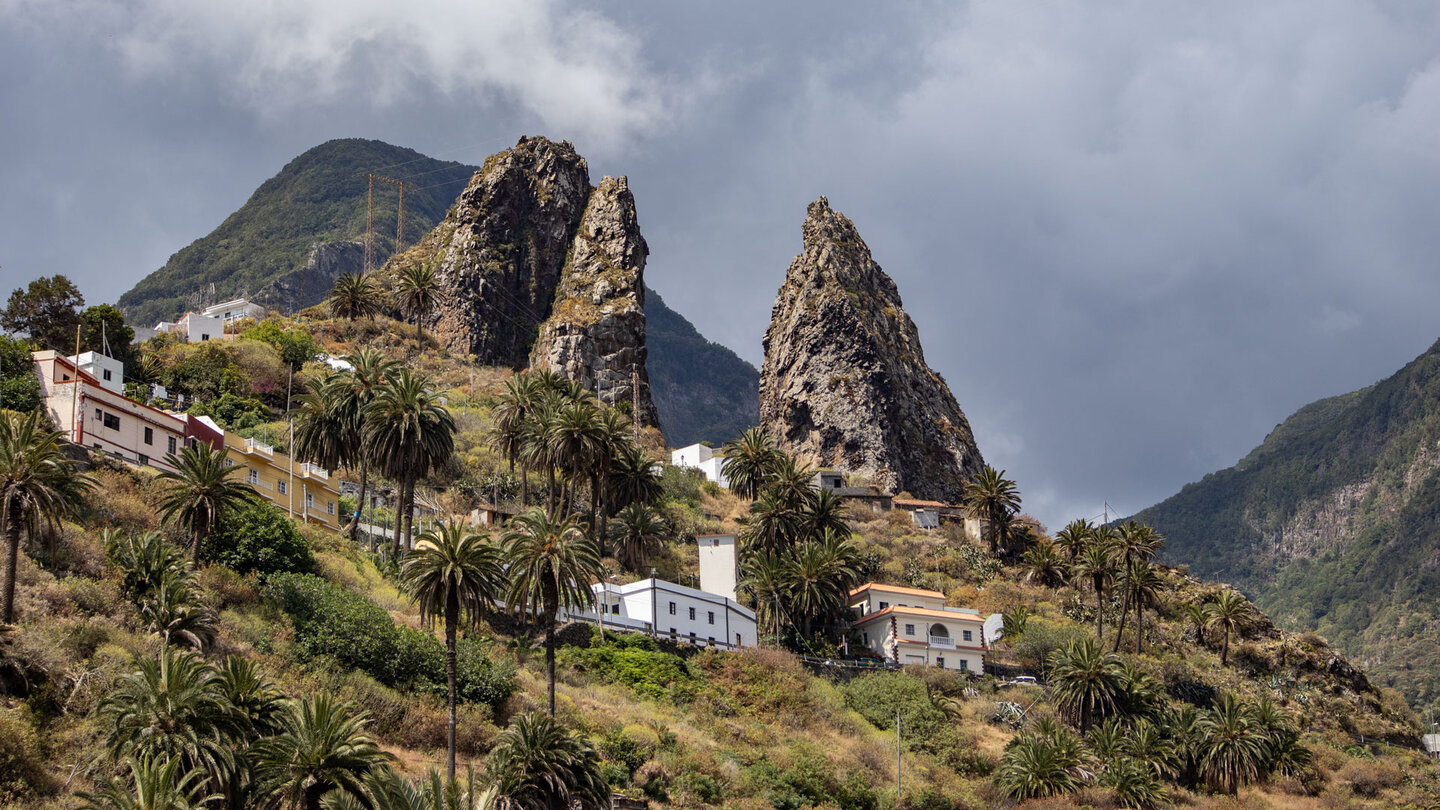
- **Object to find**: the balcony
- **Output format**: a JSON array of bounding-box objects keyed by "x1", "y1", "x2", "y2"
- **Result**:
[
  {"x1": 251, "y1": 479, "x2": 274, "y2": 492},
  {"x1": 243, "y1": 438, "x2": 273, "y2": 456},
  {"x1": 928, "y1": 635, "x2": 955, "y2": 649},
  {"x1": 299, "y1": 462, "x2": 329, "y2": 480}
]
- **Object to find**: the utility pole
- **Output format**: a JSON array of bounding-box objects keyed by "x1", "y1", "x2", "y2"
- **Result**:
[
  {"x1": 363, "y1": 174, "x2": 375, "y2": 273},
  {"x1": 357, "y1": 173, "x2": 417, "y2": 272},
  {"x1": 896, "y1": 711, "x2": 902, "y2": 802},
  {"x1": 632, "y1": 366, "x2": 641, "y2": 443}
]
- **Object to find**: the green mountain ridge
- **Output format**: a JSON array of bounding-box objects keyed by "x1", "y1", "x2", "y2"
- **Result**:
[
  {"x1": 1135, "y1": 338, "x2": 1440, "y2": 714},
  {"x1": 115, "y1": 138, "x2": 760, "y2": 446}
]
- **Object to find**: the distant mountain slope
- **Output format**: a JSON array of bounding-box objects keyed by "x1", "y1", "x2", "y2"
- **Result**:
[
  {"x1": 645, "y1": 287, "x2": 759, "y2": 448},
  {"x1": 117, "y1": 139, "x2": 477, "y2": 326},
  {"x1": 1135, "y1": 338, "x2": 1440, "y2": 713}
]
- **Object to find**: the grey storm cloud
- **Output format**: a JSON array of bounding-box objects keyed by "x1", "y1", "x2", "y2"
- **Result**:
[{"x1": 2, "y1": 0, "x2": 1438, "y2": 530}]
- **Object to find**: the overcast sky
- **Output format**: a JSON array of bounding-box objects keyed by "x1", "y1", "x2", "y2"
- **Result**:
[{"x1": 3, "y1": 0, "x2": 1439, "y2": 531}]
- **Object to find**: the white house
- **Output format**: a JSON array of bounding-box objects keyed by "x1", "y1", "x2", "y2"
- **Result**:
[
  {"x1": 670, "y1": 443, "x2": 729, "y2": 488},
  {"x1": 34, "y1": 350, "x2": 188, "y2": 474},
  {"x1": 155, "y1": 312, "x2": 223, "y2": 343},
  {"x1": 696, "y1": 533, "x2": 739, "y2": 601},
  {"x1": 564, "y1": 578, "x2": 758, "y2": 650},
  {"x1": 849, "y1": 583, "x2": 989, "y2": 672},
  {"x1": 201, "y1": 298, "x2": 266, "y2": 324},
  {"x1": 71, "y1": 351, "x2": 124, "y2": 395}
]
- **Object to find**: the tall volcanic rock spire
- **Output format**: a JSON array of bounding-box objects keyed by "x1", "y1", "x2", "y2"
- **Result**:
[
  {"x1": 759, "y1": 198, "x2": 984, "y2": 502},
  {"x1": 414, "y1": 136, "x2": 658, "y2": 426}
]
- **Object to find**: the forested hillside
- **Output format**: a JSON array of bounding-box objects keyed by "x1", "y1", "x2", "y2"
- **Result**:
[{"x1": 1136, "y1": 338, "x2": 1440, "y2": 715}]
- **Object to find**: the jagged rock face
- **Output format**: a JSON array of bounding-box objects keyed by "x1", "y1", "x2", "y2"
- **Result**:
[
  {"x1": 419, "y1": 136, "x2": 658, "y2": 425},
  {"x1": 760, "y1": 198, "x2": 984, "y2": 502},
  {"x1": 255, "y1": 240, "x2": 365, "y2": 313},
  {"x1": 531, "y1": 176, "x2": 659, "y2": 425}
]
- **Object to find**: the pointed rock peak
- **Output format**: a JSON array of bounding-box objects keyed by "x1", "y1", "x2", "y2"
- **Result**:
[{"x1": 760, "y1": 200, "x2": 983, "y2": 503}]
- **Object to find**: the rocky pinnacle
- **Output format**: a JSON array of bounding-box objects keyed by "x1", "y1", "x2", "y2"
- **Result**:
[{"x1": 759, "y1": 197, "x2": 984, "y2": 502}]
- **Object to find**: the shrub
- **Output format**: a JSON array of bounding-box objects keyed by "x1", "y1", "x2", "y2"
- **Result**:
[
  {"x1": 561, "y1": 638, "x2": 695, "y2": 702},
  {"x1": 208, "y1": 502, "x2": 315, "y2": 577},
  {"x1": 454, "y1": 637, "x2": 517, "y2": 710},
  {"x1": 0, "y1": 708, "x2": 53, "y2": 801}
]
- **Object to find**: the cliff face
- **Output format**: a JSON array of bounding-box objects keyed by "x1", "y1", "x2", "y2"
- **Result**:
[
  {"x1": 255, "y1": 240, "x2": 365, "y2": 313},
  {"x1": 414, "y1": 136, "x2": 657, "y2": 424},
  {"x1": 759, "y1": 198, "x2": 983, "y2": 502}
]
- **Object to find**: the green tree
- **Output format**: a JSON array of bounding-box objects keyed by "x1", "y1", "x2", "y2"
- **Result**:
[
  {"x1": 501, "y1": 508, "x2": 602, "y2": 716},
  {"x1": 608, "y1": 503, "x2": 668, "y2": 572},
  {"x1": 1, "y1": 274, "x2": 84, "y2": 351},
  {"x1": 963, "y1": 465, "x2": 1022, "y2": 557},
  {"x1": 995, "y1": 730, "x2": 1086, "y2": 801},
  {"x1": 363, "y1": 369, "x2": 455, "y2": 556},
  {"x1": 739, "y1": 551, "x2": 792, "y2": 639},
  {"x1": 208, "y1": 501, "x2": 316, "y2": 577},
  {"x1": 1072, "y1": 542, "x2": 1116, "y2": 642},
  {"x1": 1046, "y1": 636, "x2": 1126, "y2": 730},
  {"x1": 156, "y1": 443, "x2": 259, "y2": 565},
  {"x1": 328, "y1": 273, "x2": 384, "y2": 321},
  {"x1": 1055, "y1": 519, "x2": 1093, "y2": 563},
  {"x1": 80, "y1": 303, "x2": 138, "y2": 370},
  {"x1": 0, "y1": 334, "x2": 42, "y2": 413},
  {"x1": 0, "y1": 408, "x2": 94, "y2": 623},
  {"x1": 400, "y1": 523, "x2": 506, "y2": 785},
  {"x1": 1207, "y1": 589, "x2": 1253, "y2": 666},
  {"x1": 605, "y1": 443, "x2": 662, "y2": 512},
  {"x1": 136, "y1": 576, "x2": 217, "y2": 649},
  {"x1": 394, "y1": 262, "x2": 440, "y2": 342},
  {"x1": 493, "y1": 372, "x2": 544, "y2": 508},
  {"x1": 1124, "y1": 559, "x2": 1165, "y2": 654},
  {"x1": 78, "y1": 755, "x2": 218, "y2": 810},
  {"x1": 719, "y1": 427, "x2": 781, "y2": 500},
  {"x1": 485, "y1": 713, "x2": 610, "y2": 810},
  {"x1": 106, "y1": 530, "x2": 190, "y2": 601},
  {"x1": 1023, "y1": 539, "x2": 1067, "y2": 588},
  {"x1": 252, "y1": 694, "x2": 394, "y2": 810},
  {"x1": 1199, "y1": 693, "x2": 1268, "y2": 794},
  {"x1": 1111, "y1": 522, "x2": 1163, "y2": 653}
]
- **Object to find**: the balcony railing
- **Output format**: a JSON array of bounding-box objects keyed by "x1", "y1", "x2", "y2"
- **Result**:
[
  {"x1": 928, "y1": 635, "x2": 955, "y2": 649},
  {"x1": 251, "y1": 479, "x2": 274, "y2": 492},
  {"x1": 244, "y1": 438, "x2": 273, "y2": 456},
  {"x1": 300, "y1": 463, "x2": 329, "y2": 480}
]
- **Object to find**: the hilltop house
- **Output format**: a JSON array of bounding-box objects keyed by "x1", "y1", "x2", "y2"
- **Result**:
[
  {"x1": 670, "y1": 443, "x2": 729, "y2": 488},
  {"x1": 201, "y1": 298, "x2": 266, "y2": 325},
  {"x1": 223, "y1": 432, "x2": 343, "y2": 529},
  {"x1": 849, "y1": 583, "x2": 991, "y2": 672}
]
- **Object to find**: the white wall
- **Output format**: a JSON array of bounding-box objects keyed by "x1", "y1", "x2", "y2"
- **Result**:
[
  {"x1": 576, "y1": 578, "x2": 758, "y2": 648},
  {"x1": 696, "y1": 534, "x2": 738, "y2": 601},
  {"x1": 181, "y1": 313, "x2": 224, "y2": 343},
  {"x1": 670, "y1": 443, "x2": 714, "y2": 467}
]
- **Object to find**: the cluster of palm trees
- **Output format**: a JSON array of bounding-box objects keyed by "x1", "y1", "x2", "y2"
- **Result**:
[
  {"x1": 108, "y1": 529, "x2": 218, "y2": 649},
  {"x1": 293, "y1": 349, "x2": 455, "y2": 557},
  {"x1": 328, "y1": 263, "x2": 440, "y2": 342},
  {"x1": 723, "y1": 429, "x2": 865, "y2": 644},
  {"x1": 79, "y1": 645, "x2": 608, "y2": 810},
  {"x1": 1001, "y1": 636, "x2": 1312, "y2": 804}
]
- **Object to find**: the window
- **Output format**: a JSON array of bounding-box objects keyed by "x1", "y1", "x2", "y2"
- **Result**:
[
  {"x1": 707, "y1": 611, "x2": 715, "y2": 625},
  {"x1": 249, "y1": 469, "x2": 259, "y2": 484},
  {"x1": 736, "y1": 633, "x2": 742, "y2": 647},
  {"x1": 863, "y1": 633, "x2": 869, "y2": 645},
  {"x1": 200, "y1": 333, "x2": 210, "y2": 341},
  {"x1": 879, "y1": 601, "x2": 889, "y2": 610},
  {"x1": 708, "y1": 637, "x2": 715, "y2": 646},
  {"x1": 306, "y1": 493, "x2": 314, "y2": 508},
  {"x1": 962, "y1": 630, "x2": 973, "y2": 642},
  {"x1": 669, "y1": 602, "x2": 676, "y2": 615},
  {"x1": 612, "y1": 604, "x2": 621, "y2": 614},
  {"x1": 143, "y1": 427, "x2": 153, "y2": 445},
  {"x1": 959, "y1": 660, "x2": 969, "y2": 671},
  {"x1": 277, "y1": 481, "x2": 287, "y2": 495},
  {"x1": 138, "y1": 454, "x2": 148, "y2": 466},
  {"x1": 94, "y1": 408, "x2": 101, "y2": 420},
  {"x1": 102, "y1": 412, "x2": 120, "y2": 430},
  {"x1": 168, "y1": 437, "x2": 177, "y2": 454},
  {"x1": 326, "y1": 501, "x2": 335, "y2": 515},
  {"x1": 905, "y1": 624, "x2": 915, "y2": 636},
  {"x1": 689, "y1": 632, "x2": 696, "y2": 644},
  {"x1": 937, "y1": 657, "x2": 945, "y2": 669},
  {"x1": 102, "y1": 369, "x2": 112, "y2": 381},
  {"x1": 688, "y1": 607, "x2": 696, "y2": 620}
]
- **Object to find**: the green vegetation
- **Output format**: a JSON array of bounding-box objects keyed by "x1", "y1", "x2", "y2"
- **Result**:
[
  {"x1": 644, "y1": 286, "x2": 760, "y2": 448},
  {"x1": 117, "y1": 138, "x2": 477, "y2": 326}
]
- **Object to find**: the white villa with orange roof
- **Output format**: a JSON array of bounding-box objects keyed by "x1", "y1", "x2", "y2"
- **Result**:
[{"x1": 849, "y1": 582, "x2": 990, "y2": 672}]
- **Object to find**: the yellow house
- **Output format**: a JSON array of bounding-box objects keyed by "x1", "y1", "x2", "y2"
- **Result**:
[{"x1": 223, "y1": 433, "x2": 343, "y2": 530}]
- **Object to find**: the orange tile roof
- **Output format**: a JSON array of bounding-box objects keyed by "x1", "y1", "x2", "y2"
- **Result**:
[
  {"x1": 853, "y1": 605, "x2": 986, "y2": 625},
  {"x1": 849, "y1": 582, "x2": 947, "y2": 600},
  {"x1": 892, "y1": 498, "x2": 953, "y2": 508}
]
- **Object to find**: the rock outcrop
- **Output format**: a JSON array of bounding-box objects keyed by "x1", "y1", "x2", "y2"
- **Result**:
[
  {"x1": 760, "y1": 198, "x2": 984, "y2": 502},
  {"x1": 409, "y1": 136, "x2": 657, "y2": 425},
  {"x1": 255, "y1": 240, "x2": 365, "y2": 313}
]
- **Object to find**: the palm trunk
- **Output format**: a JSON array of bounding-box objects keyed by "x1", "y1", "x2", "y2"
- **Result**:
[
  {"x1": 520, "y1": 462, "x2": 529, "y2": 509},
  {"x1": 1221, "y1": 628, "x2": 1230, "y2": 666},
  {"x1": 446, "y1": 590, "x2": 458, "y2": 786},
  {"x1": 545, "y1": 620, "x2": 557, "y2": 716},
  {"x1": 403, "y1": 479, "x2": 416, "y2": 550},
  {"x1": 345, "y1": 455, "x2": 369, "y2": 543},
  {"x1": 546, "y1": 468, "x2": 557, "y2": 519},
  {"x1": 304, "y1": 782, "x2": 329, "y2": 810},
  {"x1": 1135, "y1": 597, "x2": 1145, "y2": 653},
  {"x1": 2, "y1": 501, "x2": 20, "y2": 625},
  {"x1": 1093, "y1": 579, "x2": 1105, "y2": 640},
  {"x1": 1113, "y1": 582, "x2": 1132, "y2": 653},
  {"x1": 391, "y1": 485, "x2": 404, "y2": 559},
  {"x1": 590, "y1": 471, "x2": 602, "y2": 552}
]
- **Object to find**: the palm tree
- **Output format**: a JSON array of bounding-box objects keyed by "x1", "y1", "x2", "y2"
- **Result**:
[
  {"x1": 156, "y1": 442, "x2": 258, "y2": 565},
  {"x1": 251, "y1": 694, "x2": 394, "y2": 810},
  {"x1": 719, "y1": 427, "x2": 781, "y2": 500},
  {"x1": 0, "y1": 408, "x2": 94, "y2": 623},
  {"x1": 605, "y1": 443, "x2": 662, "y2": 511},
  {"x1": 99, "y1": 648, "x2": 244, "y2": 797},
  {"x1": 787, "y1": 539, "x2": 848, "y2": 639},
  {"x1": 608, "y1": 503, "x2": 668, "y2": 572},
  {"x1": 136, "y1": 576, "x2": 217, "y2": 649},
  {"x1": 486, "y1": 713, "x2": 610, "y2": 810},
  {"x1": 995, "y1": 731, "x2": 1084, "y2": 801},
  {"x1": 1023, "y1": 540, "x2": 1067, "y2": 588},
  {"x1": 1055, "y1": 519, "x2": 1093, "y2": 563},
  {"x1": 1183, "y1": 602, "x2": 1211, "y2": 646},
  {"x1": 1099, "y1": 756, "x2": 1168, "y2": 810},
  {"x1": 766, "y1": 454, "x2": 818, "y2": 512},
  {"x1": 400, "y1": 523, "x2": 506, "y2": 785},
  {"x1": 738, "y1": 488, "x2": 803, "y2": 558},
  {"x1": 1199, "y1": 693, "x2": 1268, "y2": 794},
  {"x1": 800, "y1": 488, "x2": 850, "y2": 542},
  {"x1": 501, "y1": 508, "x2": 602, "y2": 716},
  {"x1": 1046, "y1": 636, "x2": 1127, "y2": 730},
  {"x1": 106, "y1": 530, "x2": 190, "y2": 602},
  {"x1": 1072, "y1": 542, "x2": 1116, "y2": 641},
  {"x1": 395, "y1": 261, "x2": 440, "y2": 342},
  {"x1": 1111, "y1": 522, "x2": 1163, "y2": 652},
  {"x1": 963, "y1": 465, "x2": 1021, "y2": 557},
  {"x1": 215, "y1": 655, "x2": 288, "y2": 741},
  {"x1": 328, "y1": 273, "x2": 384, "y2": 321},
  {"x1": 364, "y1": 369, "x2": 455, "y2": 556},
  {"x1": 1125, "y1": 559, "x2": 1165, "y2": 653},
  {"x1": 545, "y1": 396, "x2": 605, "y2": 520},
  {"x1": 739, "y1": 551, "x2": 792, "y2": 639},
  {"x1": 1207, "y1": 589, "x2": 1252, "y2": 666},
  {"x1": 78, "y1": 755, "x2": 218, "y2": 810},
  {"x1": 493, "y1": 373, "x2": 543, "y2": 508}
]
